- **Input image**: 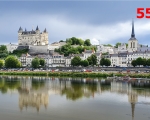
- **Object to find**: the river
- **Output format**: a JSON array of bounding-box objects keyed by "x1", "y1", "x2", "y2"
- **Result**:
[{"x1": 0, "y1": 76, "x2": 150, "y2": 120}]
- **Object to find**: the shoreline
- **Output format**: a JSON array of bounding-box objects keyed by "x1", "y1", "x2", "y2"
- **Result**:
[{"x1": 0, "y1": 71, "x2": 150, "y2": 78}]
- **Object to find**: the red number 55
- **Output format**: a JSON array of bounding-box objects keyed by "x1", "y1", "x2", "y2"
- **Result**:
[{"x1": 137, "y1": 8, "x2": 150, "y2": 18}]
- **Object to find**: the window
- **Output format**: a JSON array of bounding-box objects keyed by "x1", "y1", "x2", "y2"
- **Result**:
[{"x1": 133, "y1": 42, "x2": 135, "y2": 48}]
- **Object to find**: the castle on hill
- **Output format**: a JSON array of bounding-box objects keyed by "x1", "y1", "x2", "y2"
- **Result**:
[{"x1": 18, "y1": 26, "x2": 48, "y2": 46}]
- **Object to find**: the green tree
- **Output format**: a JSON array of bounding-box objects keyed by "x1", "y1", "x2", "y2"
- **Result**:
[
  {"x1": 100, "y1": 58, "x2": 105, "y2": 66},
  {"x1": 0, "y1": 59, "x2": 4, "y2": 68},
  {"x1": 143, "y1": 58, "x2": 147, "y2": 66},
  {"x1": 59, "y1": 40, "x2": 64, "y2": 42},
  {"x1": 81, "y1": 60, "x2": 89, "y2": 67},
  {"x1": 71, "y1": 56, "x2": 81, "y2": 66},
  {"x1": 87, "y1": 54, "x2": 97, "y2": 66},
  {"x1": 131, "y1": 60, "x2": 137, "y2": 67},
  {"x1": 0, "y1": 45, "x2": 7, "y2": 51},
  {"x1": 84, "y1": 39, "x2": 91, "y2": 46},
  {"x1": 39, "y1": 58, "x2": 45, "y2": 67},
  {"x1": 87, "y1": 56, "x2": 93, "y2": 65},
  {"x1": 115, "y1": 42, "x2": 121, "y2": 48},
  {"x1": 105, "y1": 59, "x2": 111, "y2": 66},
  {"x1": 100, "y1": 58, "x2": 111, "y2": 67},
  {"x1": 32, "y1": 57, "x2": 40, "y2": 68},
  {"x1": 147, "y1": 58, "x2": 150, "y2": 66},
  {"x1": 91, "y1": 54, "x2": 97, "y2": 65},
  {"x1": 5, "y1": 56, "x2": 21, "y2": 68},
  {"x1": 103, "y1": 44, "x2": 112, "y2": 47},
  {"x1": 136, "y1": 57, "x2": 143, "y2": 66},
  {"x1": 78, "y1": 39, "x2": 84, "y2": 45},
  {"x1": 0, "y1": 45, "x2": 8, "y2": 58},
  {"x1": 12, "y1": 49, "x2": 29, "y2": 57}
]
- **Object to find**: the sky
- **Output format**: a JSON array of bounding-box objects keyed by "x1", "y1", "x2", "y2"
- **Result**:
[{"x1": 0, "y1": 1, "x2": 150, "y2": 45}]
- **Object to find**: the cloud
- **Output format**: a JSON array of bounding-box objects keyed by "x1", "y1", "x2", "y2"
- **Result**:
[{"x1": 0, "y1": 13, "x2": 150, "y2": 45}]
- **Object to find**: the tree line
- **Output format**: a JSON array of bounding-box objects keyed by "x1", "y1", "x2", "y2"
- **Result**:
[
  {"x1": 131, "y1": 57, "x2": 150, "y2": 67},
  {"x1": 55, "y1": 37, "x2": 96, "y2": 56},
  {"x1": 71, "y1": 54, "x2": 111, "y2": 67},
  {"x1": 0, "y1": 56, "x2": 45, "y2": 69}
]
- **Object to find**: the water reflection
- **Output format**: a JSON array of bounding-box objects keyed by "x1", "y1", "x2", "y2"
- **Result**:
[{"x1": 0, "y1": 76, "x2": 150, "y2": 119}]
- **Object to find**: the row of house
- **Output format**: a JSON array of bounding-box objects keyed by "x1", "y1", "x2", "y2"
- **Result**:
[{"x1": 19, "y1": 49, "x2": 101, "y2": 67}]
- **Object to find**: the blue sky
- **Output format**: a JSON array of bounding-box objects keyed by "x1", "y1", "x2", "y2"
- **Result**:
[{"x1": 0, "y1": 1, "x2": 150, "y2": 45}]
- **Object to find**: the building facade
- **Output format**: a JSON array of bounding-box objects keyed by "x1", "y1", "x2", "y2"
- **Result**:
[{"x1": 18, "y1": 26, "x2": 48, "y2": 46}]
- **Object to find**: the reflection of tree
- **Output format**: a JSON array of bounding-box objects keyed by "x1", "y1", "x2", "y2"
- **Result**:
[
  {"x1": 61, "y1": 81, "x2": 99, "y2": 101},
  {"x1": 62, "y1": 83, "x2": 84, "y2": 101},
  {"x1": 87, "y1": 83, "x2": 97, "y2": 93},
  {"x1": 32, "y1": 80, "x2": 45, "y2": 90},
  {"x1": 0, "y1": 79, "x2": 20, "y2": 94},
  {"x1": 101, "y1": 85, "x2": 111, "y2": 92}
]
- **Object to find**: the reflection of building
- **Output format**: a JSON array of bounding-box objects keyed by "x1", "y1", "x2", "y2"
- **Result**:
[
  {"x1": 111, "y1": 81, "x2": 138, "y2": 120},
  {"x1": 128, "y1": 89, "x2": 138, "y2": 120},
  {"x1": 19, "y1": 92, "x2": 49, "y2": 112},
  {"x1": 18, "y1": 78, "x2": 61, "y2": 112}
]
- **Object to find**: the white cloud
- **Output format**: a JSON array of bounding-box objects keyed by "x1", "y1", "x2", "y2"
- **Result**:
[{"x1": 0, "y1": 13, "x2": 150, "y2": 45}]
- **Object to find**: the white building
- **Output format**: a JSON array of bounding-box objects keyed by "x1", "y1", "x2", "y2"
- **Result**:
[
  {"x1": 18, "y1": 26, "x2": 48, "y2": 46},
  {"x1": 6, "y1": 43, "x2": 18, "y2": 53}
]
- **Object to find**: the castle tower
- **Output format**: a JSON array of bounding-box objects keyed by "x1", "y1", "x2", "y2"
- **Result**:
[
  {"x1": 128, "y1": 20, "x2": 138, "y2": 52},
  {"x1": 18, "y1": 26, "x2": 48, "y2": 46},
  {"x1": 36, "y1": 25, "x2": 40, "y2": 34},
  {"x1": 18, "y1": 27, "x2": 23, "y2": 45},
  {"x1": 18, "y1": 26, "x2": 23, "y2": 33}
]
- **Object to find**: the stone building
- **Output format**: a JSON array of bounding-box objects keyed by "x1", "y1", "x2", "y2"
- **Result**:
[{"x1": 18, "y1": 26, "x2": 48, "y2": 46}]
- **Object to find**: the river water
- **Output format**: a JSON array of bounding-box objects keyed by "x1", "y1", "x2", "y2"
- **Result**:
[{"x1": 0, "y1": 76, "x2": 150, "y2": 120}]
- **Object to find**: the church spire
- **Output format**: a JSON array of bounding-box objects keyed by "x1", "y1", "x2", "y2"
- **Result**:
[
  {"x1": 36, "y1": 25, "x2": 39, "y2": 31},
  {"x1": 131, "y1": 20, "x2": 135, "y2": 38}
]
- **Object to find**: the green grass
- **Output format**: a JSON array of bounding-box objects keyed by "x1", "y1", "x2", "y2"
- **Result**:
[{"x1": 0, "y1": 71, "x2": 150, "y2": 78}]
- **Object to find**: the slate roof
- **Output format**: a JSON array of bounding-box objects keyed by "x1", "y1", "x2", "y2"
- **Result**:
[{"x1": 22, "y1": 31, "x2": 36, "y2": 35}]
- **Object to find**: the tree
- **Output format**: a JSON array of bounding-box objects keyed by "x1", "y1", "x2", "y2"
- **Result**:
[
  {"x1": 87, "y1": 56, "x2": 93, "y2": 65},
  {"x1": 32, "y1": 57, "x2": 40, "y2": 68},
  {"x1": 105, "y1": 59, "x2": 111, "y2": 66},
  {"x1": 147, "y1": 58, "x2": 150, "y2": 66},
  {"x1": 91, "y1": 54, "x2": 97, "y2": 65},
  {"x1": 81, "y1": 60, "x2": 89, "y2": 67},
  {"x1": 39, "y1": 58, "x2": 45, "y2": 67},
  {"x1": 0, "y1": 45, "x2": 8, "y2": 58},
  {"x1": 12, "y1": 49, "x2": 29, "y2": 57},
  {"x1": 0, "y1": 60, "x2": 4, "y2": 68},
  {"x1": 59, "y1": 40, "x2": 64, "y2": 42},
  {"x1": 103, "y1": 44, "x2": 112, "y2": 47},
  {"x1": 131, "y1": 60, "x2": 137, "y2": 67},
  {"x1": 71, "y1": 56, "x2": 81, "y2": 66},
  {"x1": 100, "y1": 58, "x2": 105, "y2": 66},
  {"x1": 136, "y1": 57, "x2": 144, "y2": 66},
  {"x1": 0, "y1": 45, "x2": 7, "y2": 52},
  {"x1": 100, "y1": 58, "x2": 111, "y2": 67},
  {"x1": 84, "y1": 39, "x2": 91, "y2": 46},
  {"x1": 5, "y1": 56, "x2": 21, "y2": 68},
  {"x1": 143, "y1": 58, "x2": 147, "y2": 66},
  {"x1": 115, "y1": 42, "x2": 121, "y2": 48},
  {"x1": 87, "y1": 54, "x2": 97, "y2": 66}
]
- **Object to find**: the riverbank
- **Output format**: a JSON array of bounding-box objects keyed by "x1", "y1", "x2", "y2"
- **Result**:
[{"x1": 0, "y1": 71, "x2": 150, "y2": 78}]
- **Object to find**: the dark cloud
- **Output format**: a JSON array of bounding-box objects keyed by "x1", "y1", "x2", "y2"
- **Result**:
[{"x1": 0, "y1": 1, "x2": 150, "y2": 45}]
